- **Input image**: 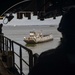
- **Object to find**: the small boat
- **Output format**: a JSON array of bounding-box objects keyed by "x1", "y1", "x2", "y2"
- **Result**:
[{"x1": 23, "y1": 31, "x2": 53, "y2": 44}]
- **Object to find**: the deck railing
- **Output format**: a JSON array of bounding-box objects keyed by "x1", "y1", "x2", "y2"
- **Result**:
[
  {"x1": 12, "y1": 40, "x2": 33, "y2": 75},
  {"x1": 0, "y1": 34, "x2": 39, "y2": 75}
]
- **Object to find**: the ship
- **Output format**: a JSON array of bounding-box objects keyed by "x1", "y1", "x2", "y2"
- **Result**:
[{"x1": 24, "y1": 31, "x2": 53, "y2": 44}]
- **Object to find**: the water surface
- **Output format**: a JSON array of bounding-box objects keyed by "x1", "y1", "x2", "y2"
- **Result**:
[{"x1": 3, "y1": 25, "x2": 61, "y2": 54}]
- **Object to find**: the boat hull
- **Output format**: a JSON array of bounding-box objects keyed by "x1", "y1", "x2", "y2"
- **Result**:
[{"x1": 24, "y1": 39, "x2": 37, "y2": 44}]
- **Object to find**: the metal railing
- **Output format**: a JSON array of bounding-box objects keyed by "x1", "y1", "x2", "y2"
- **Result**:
[
  {"x1": 0, "y1": 34, "x2": 37, "y2": 75},
  {"x1": 12, "y1": 40, "x2": 33, "y2": 75}
]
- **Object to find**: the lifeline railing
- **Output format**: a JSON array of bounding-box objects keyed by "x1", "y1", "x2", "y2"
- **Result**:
[{"x1": 0, "y1": 34, "x2": 39, "y2": 75}]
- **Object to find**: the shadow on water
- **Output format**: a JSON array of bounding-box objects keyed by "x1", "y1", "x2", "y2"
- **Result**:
[{"x1": 25, "y1": 44, "x2": 36, "y2": 47}]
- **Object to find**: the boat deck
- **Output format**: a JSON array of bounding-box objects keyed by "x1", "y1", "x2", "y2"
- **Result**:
[{"x1": 0, "y1": 52, "x2": 15, "y2": 75}]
